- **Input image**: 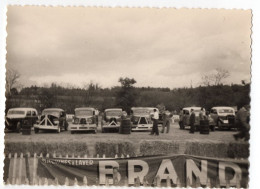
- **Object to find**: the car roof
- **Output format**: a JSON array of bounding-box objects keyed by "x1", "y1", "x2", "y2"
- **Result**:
[
  {"x1": 131, "y1": 107, "x2": 158, "y2": 110},
  {"x1": 105, "y1": 108, "x2": 122, "y2": 112},
  {"x1": 183, "y1": 107, "x2": 202, "y2": 111},
  {"x1": 42, "y1": 108, "x2": 64, "y2": 112},
  {"x1": 75, "y1": 107, "x2": 95, "y2": 111},
  {"x1": 211, "y1": 106, "x2": 235, "y2": 110},
  {"x1": 8, "y1": 107, "x2": 37, "y2": 111}
]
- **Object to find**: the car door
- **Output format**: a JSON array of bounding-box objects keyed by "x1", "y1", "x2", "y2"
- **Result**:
[{"x1": 210, "y1": 109, "x2": 218, "y2": 124}]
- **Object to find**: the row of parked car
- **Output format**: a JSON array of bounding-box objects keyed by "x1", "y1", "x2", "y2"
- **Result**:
[
  {"x1": 4, "y1": 107, "x2": 164, "y2": 134},
  {"x1": 4, "y1": 106, "x2": 236, "y2": 134}
]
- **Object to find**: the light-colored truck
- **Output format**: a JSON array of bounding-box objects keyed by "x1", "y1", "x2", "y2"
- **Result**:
[
  {"x1": 69, "y1": 107, "x2": 97, "y2": 134},
  {"x1": 130, "y1": 107, "x2": 158, "y2": 131},
  {"x1": 34, "y1": 108, "x2": 68, "y2": 133}
]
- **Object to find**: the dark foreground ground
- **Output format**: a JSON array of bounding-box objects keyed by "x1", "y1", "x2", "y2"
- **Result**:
[{"x1": 4, "y1": 123, "x2": 249, "y2": 158}]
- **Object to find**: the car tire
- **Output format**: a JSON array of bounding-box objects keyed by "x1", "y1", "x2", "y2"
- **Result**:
[
  {"x1": 57, "y1": 126, "x2": 61, "y2": 133},
  {"x1": 210, "y1": 125, "x2": 215, "y2": 131},
  {"x1": 34, "y1": 128, "x2": 39, "y2": 134},
  {"x1": 16, "y1": 122, "x2": 21, "y2": 133}
]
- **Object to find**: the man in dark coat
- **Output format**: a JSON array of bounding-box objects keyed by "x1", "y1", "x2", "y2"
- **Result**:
[
  {"x1": 189, "y1": 109, "x2": 196, "y2": 134},
  {"x1": 234, "y1": 105, "x2": 250, "y2": 141}
]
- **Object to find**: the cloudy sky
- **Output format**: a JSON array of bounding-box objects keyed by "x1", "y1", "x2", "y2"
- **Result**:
[{"x1": 6, "y1": 7, "x2": 251, "y2": 88}]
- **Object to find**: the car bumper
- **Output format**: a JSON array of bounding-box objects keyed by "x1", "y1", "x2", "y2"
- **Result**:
[
  {"x1": 69, "y1": 124, "x2": 97, "y2": 131},
  {"x1": 132, "y1": 124, "x2": 152, "y2": 131},
  {"x1": 34, "y1": 125, "x2": 59, "y2": 130},
  {"x1": 102, "y1": 125, "x2": 120, "y2": 129}
]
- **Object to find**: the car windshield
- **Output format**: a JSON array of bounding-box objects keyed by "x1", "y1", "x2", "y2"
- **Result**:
[
  {"x1": 8, "y1": 110, "x2": 25, "y2": 115},
  {"x1": 75, "y1": 110, "x2": 93, "y2": 116},
  {"x1": 133, "y1": 109, "x2": 153, "y2": 115},
  {"x1": 106, "y1": 110, "x2": 122, "y2": 116},
  {"x1": 42, "y1": 110, "x2": 60, "y2": 117},
  {"x1": 218, "y1": 109, "x2": 233, "y2": 113}
]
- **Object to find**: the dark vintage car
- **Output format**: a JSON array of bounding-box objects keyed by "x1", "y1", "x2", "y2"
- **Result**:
[
  {"x1": 34, "y1": 108, "x2": 68, "y2": 133},
  {"x1": 210, "y1": 106, "x2": 236, "y2": 130},
  {"x1": 69, "y1": 107, "x2": 97, "y2": 134},
  {"x1": 101, "y1": 108, "x2": 123, "y2": 133},
  {"x1": 5, "y1": 108, "x2": 38, "y2": 132}
]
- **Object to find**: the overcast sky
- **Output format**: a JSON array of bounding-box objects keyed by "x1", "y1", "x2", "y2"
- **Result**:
[{"x1": 6, "y1": 7, "x2": 251, "y2": 88}]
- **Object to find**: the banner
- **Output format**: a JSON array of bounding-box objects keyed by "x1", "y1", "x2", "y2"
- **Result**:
[{"x1": 4, "y1": 154, "x2": 249, "y2": 187}]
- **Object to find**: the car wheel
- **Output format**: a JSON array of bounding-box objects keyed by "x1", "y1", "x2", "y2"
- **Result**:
[
  {"x1": 210, "y1": 125, "x2": 215, "y2": 131},
  {"x1": 16, "y1": 122, "x2": 21, "y2": 133},
  {"x1": 57, "y1": 126, "x2": 61, "y2": 133},
  {"x1": 34, "y1": 128, "x2": 39, "y2": 134}
]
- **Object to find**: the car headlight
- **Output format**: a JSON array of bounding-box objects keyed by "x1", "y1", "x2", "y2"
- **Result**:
[{"x1": 54, "y1": 120, "x2": 59, "y2": 125}]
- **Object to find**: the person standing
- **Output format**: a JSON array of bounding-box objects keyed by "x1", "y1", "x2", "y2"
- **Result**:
[
  {"x1": 150, "y1": 109, "x2": 159, "y2": 136},
  {"x1": 233, "y1": 105, "x2": 250, "y2": 141},
  {"x1": 161, "y1": 111, "x2": 171, "y2": 133},
  {"x1": 179, "y1": 108, "x2": 184, "y2": 129},
  {"x1": 199, "y1": 108, "x2": 205, "y2": 121},
  {"x1": 189, "y1": 109, "x2": 196, "y2": 134},
  {"x1": 95, "y1": 109, "x2": 99, "y2": 126}
]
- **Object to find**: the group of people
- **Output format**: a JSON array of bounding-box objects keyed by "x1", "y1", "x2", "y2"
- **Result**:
[{"x1": 150, "y1": 109, "x2": 171, "y2": 136}]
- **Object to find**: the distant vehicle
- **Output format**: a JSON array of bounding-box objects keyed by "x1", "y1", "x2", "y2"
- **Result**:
[
  {"x1": 34, "y1": 108, "x2": 68, "y2": 133},
  {"x1": 69, "y1": 107, "x2": 97, "y2": 134},
  {"x1": 66, "y1": 114, "x2": 74, "y2": 123},
  {"x1": 130, "y1": 107, "x2": 159, "y2": 131},
  {"x1": 5, "y1": 108, "x2": 38, "y2": 132},
  {"x1": 179, "y1": 107, "x2": 202, "y2": 130},
  {"x1": 101, "y1": 108, "x2": 123, "y2": 133},
  {"x1": 210, "y1": 106, "x2": 236, "y2": 130}
]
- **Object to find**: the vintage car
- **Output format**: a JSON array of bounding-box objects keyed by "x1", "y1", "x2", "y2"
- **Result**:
[
  {"x1": 130, "y1": 107, "x2": 159, "y2": 131},
  {"x1": 179, "y1": 107, "x2": 202, "y2": 130},
  {"x1": 5, "y1": 107, "x2": 38, "y2": 132},
  {"x1": 34, "y1": 108, "x2": 68, "y2": 133},
  {"x1": 101, "y1": 108, "x2": 123, "y2": 133},
  {"x1": 69, "y1": 107, "x2": 97, "y2": 134},
  {"x1": 210, "y1": 106, "x2": 236, "y2": 130}
]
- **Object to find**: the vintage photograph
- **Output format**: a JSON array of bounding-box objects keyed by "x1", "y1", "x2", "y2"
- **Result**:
[{"x1": 4, "y1": 6, "x2": 251, "y2": 187}]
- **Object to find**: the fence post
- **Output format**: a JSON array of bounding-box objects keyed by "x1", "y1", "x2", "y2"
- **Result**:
[
  {"x1": 64, "y1": 177, "x2": 69, "y2": 186},
  {"x1": 105, "y1": 177, "x2": 109, "y2": 186},
  {"x1": 6, "y1": 178, "x2": 10, "y2": 185},
  {"x1": 25, "y1": 178, "x2": 29, "y2": 185},
  {"x1": 236, "y1": 173, "x2": 241, "y2": 189},
  {"x1": 96, "y1": 154, "x2": 99, "y2": 158},
  {"x1": 83, "y1": 176, "x2": 88, "y2": 186},
  {"x1": 156, "y1": 175, "x2": 161, "y2": 187},
  {"x1": 166, "y1": 176, "x2": 171, "y2": 187},
  {"x1": 74, "y1": 178, "x2": 78, "y2": 186},
  {"x1": 59, "y1": 154, "x2": 62, "y2": 158},
  {"x1": 195, "y1": 176, "x2": 200, "y2": 188},
  {"x1": 32, "y1": 153, "x2": 37, "y2": 185},
  {"x1": 103, "y1": 154, "x2": 106, "y2": 158},
  {"x1": 46, "y1": 153, "x2": 49, "y2": 158},
  {"x1": 121, "y1": 154, "x2": 124, "y2": 158},
  {"x1": 124, "y1": 176, "x2": 128, "y2": 187},
  {"x1": 176, "y1": 177, "x2": 181, "y2": 187},
  {"x1": 127, "y1": 154, "x2": 130, "y2": 158},
  {"x1": 225, "y1": 179, "x2": 230, "y2": 188},
  {"x1": 72, "y1": 153, "x2": 75, "y2": 158},
  {"x1": 186, "y1": 177, "x2": 191, "y2": 188},
  {"x1": 12, "y1": 153, "x2": 17, "y2": 184},
  {"x1": 38, "y1": 177, "x2": 42, "y2": 185},
  {"x1": 18, "y1": 153, "x2": 23, "y2": 185},
  {"x1": 84, "y1": 154, "x2": 88, "y2": 158},
  {"x1": 66, "y1": 154, "x2": 68, "y2": 159},
  {"x1": 135, "y1": 176, "x2": 141, "y2": 187},
  {"x1": 53, "y1": 152, "x2": 56, "y2": 158},
  {"x1": 206, "y1": 178, "x2": 211, "y2": 188},
  {"x1": 44, "y1": 177, "x2": 48, "y2": 185},
  {"x1": 96, "y1": 177, "x2": 99, "y2": 186},
  {"x1": 40, "y1": 153, "x2": 43, "y2": 158},
  {"x1": 115, "y1": 154, "x2": 118, "y2": 158},
  {"x1": 215, "y1": 177, "x2": 220, "y2": 188},
  {"x1": 143, "y1": 176, "x2": 149, "y2": 187},
  {"x1": 54, "y1": 177, "x2": 59, "y2": 185}
]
